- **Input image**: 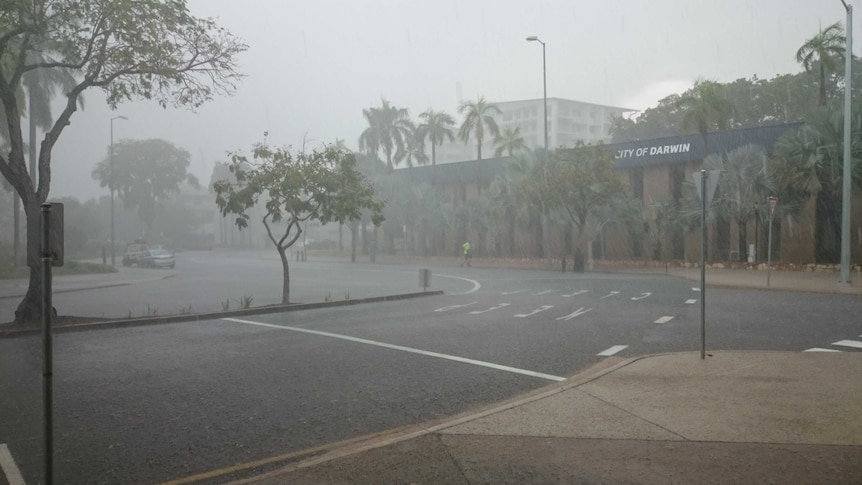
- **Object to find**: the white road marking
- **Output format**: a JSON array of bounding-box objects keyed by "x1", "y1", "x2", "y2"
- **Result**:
[
  {"x1": 434, "y1": 302, "x2": 478, "y2": 312},
  {"x1": 436, "y1": 274, "x2": 481, "y2": 295},
  {"x1": 532, "y1": 290, "x2": 554, "y2": 296},
  {"x1": 600, "y1": 291, "x2": 620, "y2": 299},
  {"x1": 597, "y1": 345, "x2": 628, "y2": 356},
  {"x1": 685, "y1": 299, "x2": 697, "y2": 304},
  {"x1": 0, "y1": 444, "x2": 25, "y2": 485},
  {"x1": 223, "y1": 318, "x2": 565, "y2": 381},
  {"x1": 469, "y1": 303, "x2": 511, "y2": 314},
  {"x1": 692, "y1": 287, "x2": 700, "y2": 292},
  {"x1": 654, "y1": 316, "x2": 674, "y2": 324},
  {"x1": 501, "y1": 289, "x2": 527, "y2": 295},
  {"x1": 631, "y1": 292, "x2": 652, "y2": 301},
  {"x1": 556, "y1": 307, "x2": 592, "y2": 321},
  {"x1": 562, "y1": 290, "x2": 588, "y2": 297},
  {"x1": 832, "y1": 340, "x2": 862, "y2": 349},
  {"x1": 514, "y1": 305, "x2": 554, "y2": 318},
  {"x1": 803, "y1": 348, "x2": 842, "y2": 352}
]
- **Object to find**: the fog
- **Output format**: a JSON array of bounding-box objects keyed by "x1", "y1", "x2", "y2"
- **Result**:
[{"x1": 47, "y1": 0, "x2": 854, "y2": 200}]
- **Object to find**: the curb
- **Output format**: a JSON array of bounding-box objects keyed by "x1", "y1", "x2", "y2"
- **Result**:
[{"x1": 0, "y1": 290, "x2": 444, "y2": 339}]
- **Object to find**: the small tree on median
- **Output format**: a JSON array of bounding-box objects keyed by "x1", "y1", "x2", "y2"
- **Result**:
[{"x1": 213, "y1": 144, "x2": 384, "y2": 304}]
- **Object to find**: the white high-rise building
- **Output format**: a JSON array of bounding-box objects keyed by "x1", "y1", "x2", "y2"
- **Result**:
[{"x1": 436, "y1": 97, "x2": 634, "y2": 163}]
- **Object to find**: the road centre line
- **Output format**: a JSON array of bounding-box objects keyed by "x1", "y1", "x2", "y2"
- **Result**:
[
  {"x1": 685, "y1": 299, "x2": 697, "y2": 304},
  {"x1": 223, "y1": 317, "x2": 565, "y2": 382},
  {"x1": 0, "y1": 444, "x2": 25, "y2": 485},
  {"x1": 562, "y1": 290, "x2": 588, "y2": 297},
  {"x1": 600, "y1": 291, "x2": 620, "y2": 299},
  {"x1": 597, "y1": 345, "x2": 628, "y2": 356},
  {"x1": 501, "y1": 289, "x2": 527, "y2": 295},
  {"x1": 435, "y1": 274, "x2": 481, "y2": 295},
  {"x1": 692, "y1": 287, "x2": 700, "y2": 292},
  {"x1": 654, "y1": 316, "x2": 674, "y2": 324},
  {"x1": 532, "y1": 290, "x2": 554, "y2": 296},
  {"x1": 803, "y1": 348, "x2": 842, "y2": 352}
]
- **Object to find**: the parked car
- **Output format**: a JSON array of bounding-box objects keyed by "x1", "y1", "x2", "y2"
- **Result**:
[
  {"x1": 141, "y1": 249, "x2": 176, "y2": 269},
  {"x1": 122, "y1": 239, "x2": 149, "y2": 266}
]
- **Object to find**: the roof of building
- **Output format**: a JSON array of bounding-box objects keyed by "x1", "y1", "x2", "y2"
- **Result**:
[{"x1": 395, "y1": 122, "x2": 804, "y2": 184}]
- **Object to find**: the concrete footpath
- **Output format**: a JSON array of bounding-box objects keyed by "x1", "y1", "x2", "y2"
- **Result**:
[{"x1": 237, "y1": 351, "x2": 862, "y2": 484}]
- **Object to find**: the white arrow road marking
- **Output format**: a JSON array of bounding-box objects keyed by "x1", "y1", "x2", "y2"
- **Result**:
[
  {"x1": 469, "y1": 303, "x2": 511, "y2": 314},
  {"x1": 434, "y1": 302, "x2": 478, "y2": 312},
  {"x1": 804, "y1": 348, "x2": 842, "y2": 352},
  {"x1": 562, "y1": 290, "x2": 588, "y2": 297},
  {"x1": 501, "y1": 289, "x2": 527, "y2": 295},
  {"x1": 692, "y1": 287, "x2": 700, "y2": 292},
  {"x1": 833, "y1": 340, "x2": 862, "y2": 349},
  {"x1": 597, "y1": 345, "x2": 628, "y2": 356},
  {"x1": 532, "y1": 290, "x2": 555, "y2": 296},
  {"x1": 654, "y1": 316, "x2": 674, "y2": 324},
  {"x1": 514, "y1": 305, "x2": 554, "y2": 318},
  {"x1": 600, "y1": 291, "x2": 620, "y2": 299},
  {"x1": 224, "y1": 318, "x2": 565, "y2": 381},
  {"x1": 685, "y1": 299, "x2": 697, "y2": 304},
  {"x1": 436, "y1": 274, "x2": 481, "y2": 295},
  {"x1": 556, "y1": 307, "x2": 592, "y2": 321},
  {"x1": 0, "y1": 444, "x2": 25, "y2": 485},
  {"x1": 631, "y1": 292, "x2": 652, "y2": 301}
]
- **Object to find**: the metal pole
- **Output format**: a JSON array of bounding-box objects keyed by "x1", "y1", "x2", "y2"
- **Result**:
[
  {"x1": 41, "y1": 203, "x2": 54, "y2": 485},
  {"x1": 840, "y1": 1, "x2": 853, "y2": 284},
  {"x1": 110, "y1": 118, "x2": 115, "y2": 267},
  {"x1": 700, "y1": 170, "x2": 706, "y2": 360},
  {"x1": 542, "y1": 40, "x2": 550, "y2": 268},
  {"x1": 767, "y1": 212, "x2": 773, "y2": 287}
]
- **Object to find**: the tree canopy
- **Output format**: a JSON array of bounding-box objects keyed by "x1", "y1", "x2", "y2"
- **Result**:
[{"x1": 213, "y1": 144, "x2": 384, "y2": 303}]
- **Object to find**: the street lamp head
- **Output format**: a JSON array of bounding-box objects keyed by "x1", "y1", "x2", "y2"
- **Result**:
[
  {"x1": 112, "y1": 115, "x2": 128, "y2": 121},
  {"x1": 526, "y1": 36, "x2": 539, "y2": 41}
]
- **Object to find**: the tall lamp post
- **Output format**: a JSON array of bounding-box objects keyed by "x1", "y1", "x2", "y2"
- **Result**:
[
  {"x1": 110, "y1": 115, "x2": 128, "y2": 266},
  {"x1": 840, "y1": 0, "x2": 853, "y2": 284},
  {"x1": 526, "y1": 35, "x2": 551, "y2": 267}
]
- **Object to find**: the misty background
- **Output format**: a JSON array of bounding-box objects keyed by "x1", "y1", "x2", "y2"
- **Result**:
[{"x1": 45, "y1": 0, "x2": 858, "y2": 200}]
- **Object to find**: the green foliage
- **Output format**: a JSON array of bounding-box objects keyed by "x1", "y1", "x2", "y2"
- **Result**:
[
  {"x1": 494, "y1": 127, "x2": 526, "y2": 158},
  {"x1": 91, "y1": 139, "x2": 198, "y2": 239},
  {"x1": 359, "y1": 99, "x2": 414, "y2": 172},
  {"x1": 458, "y1": 96, "x2": 501, "y2": 161},
  {"x1": 796, "y1": 21, "x2": 845, "y2": 106}
]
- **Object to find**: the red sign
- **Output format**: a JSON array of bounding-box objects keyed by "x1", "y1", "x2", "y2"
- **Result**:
[{"x1": 768, "y1": 196, "x2": 778, "y2": 220}]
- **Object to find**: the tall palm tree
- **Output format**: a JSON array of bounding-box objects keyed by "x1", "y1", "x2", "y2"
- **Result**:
[
  {"x1": 358, "y1": 98, "x2": 413, "y2": 173},
  {"x1": 494, "y1": 127, "x2": 526, "y2": 157},
  {"x1": 416, "y1": 109, "x2": 456, "y2": 186},
  {"x1": 676, "y1": 78, "x2": 734, "y2": 154},
  {"x1": 458, "y1": 96, "x2": 501, "y2": 192},
  {"x1": 796, "y1": 22, "x2": 845, "y2": 107},
  {"x1": 401, "y1": 128, "x2": 428, "y2": 182}
]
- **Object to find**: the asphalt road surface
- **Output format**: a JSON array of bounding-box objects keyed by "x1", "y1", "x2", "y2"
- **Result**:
[{"x1": 1, "y1": 254, "x2": 860, "y2": 484}]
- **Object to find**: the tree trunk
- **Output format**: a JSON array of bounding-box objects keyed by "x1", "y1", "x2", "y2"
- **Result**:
[
  {"x1": 737, "y1": 220, "x2": 747, "y2": 262},
  {"x1": 278, "y1": 247, "x2": 290, "y2": 304},
  {"x1": 12, "y1": 196, "x2": 20, "y2": 267},
  {"x1": 350, "y1": 222, "x2": 357, "y2": 263},
  {"x1": 507, "y1": 210, "x2": 516, "y2": 257},
  {"x1": 14, "y1": 201, "x2": 43, "y2": 323}
]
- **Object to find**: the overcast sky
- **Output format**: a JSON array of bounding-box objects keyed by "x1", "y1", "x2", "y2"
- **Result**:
[{"x1": 47, "y1": 0, "x2": 859, "y2": 200}]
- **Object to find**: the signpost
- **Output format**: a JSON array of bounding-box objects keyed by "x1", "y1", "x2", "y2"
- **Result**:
[
  {"x1": 693, "y1": 170, "x2": 719, "y2": 360},
  {"x1": 767, "y1": 196, "x2": 778, "y2": 287}
]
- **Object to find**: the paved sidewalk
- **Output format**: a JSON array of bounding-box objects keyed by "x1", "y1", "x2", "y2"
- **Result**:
[{"x1": 235, "y1": 351, "x2": 862, "y2": 484}]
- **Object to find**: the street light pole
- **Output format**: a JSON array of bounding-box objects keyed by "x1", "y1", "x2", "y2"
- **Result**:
[
  {"x1": 110, "y1": 115, "x2": 128, "y2": 267},
  {"x1": 527, "y1": 35, "x2": 551, "y2": 267},
  {"x1": 840, "y1": 0, "x2": 853, "y2": 284}
]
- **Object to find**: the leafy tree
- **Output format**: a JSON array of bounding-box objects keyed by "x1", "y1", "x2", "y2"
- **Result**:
[
  {"x1": 0, "y1": 0, "x2": 246, "y2": 323},
  {"x1": 548, "y1": 144, "x2": 627, "y2": 270},
  {"x1": 213, "y1": 145, "x2": 384, "y2": 303},
  {"x1": 796, "y1": 21, "x2": 845, "y2": 107},
  {"x1": 494, "y1": 127, "x2": 526, "y2": 157},
  {"x1": 416, "y1": 109, "x2": 456, "y2": 186},
  {"x1": 675, "y1": 78, "x2": 734, "y2": 153},
  {"x1": 702, "y1": 145, "x2": 772, "y2": 262},
  {"x1": 458, "y1": 96, "x2": 501, "y2": 192},
  {"x1": 92, "y1": 139, "x2": 198, "y2": 240},
  {"x1": 358, "y1": 99, "x2": 414, "y2": 172}
]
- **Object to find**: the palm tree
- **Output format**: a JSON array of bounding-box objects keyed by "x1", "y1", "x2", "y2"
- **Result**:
[
  {"x1": 796, "y1": 22, "x2": 845, "y2": 107},
  {"x1": 494, "y1": 127, "x2": 526, "y2": 157},
  {"x1": 676, "y1": 79, "x2": 734, "y2": 154},
  {"x1": 358, "y1": 98, "x2": 413, "y2": 173},
  {"x1": 458, "y1": 96, "x2": 501, "y2": 192},
  {"x1": 702, "y1": 145, "x2": 772, "y2": 262},
  {"x1": 401, "y1": 127, "x2": 428, "y2": 178},
  {"x1": 416, "y1": 109, "x2": 456, "y2": 186}
]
